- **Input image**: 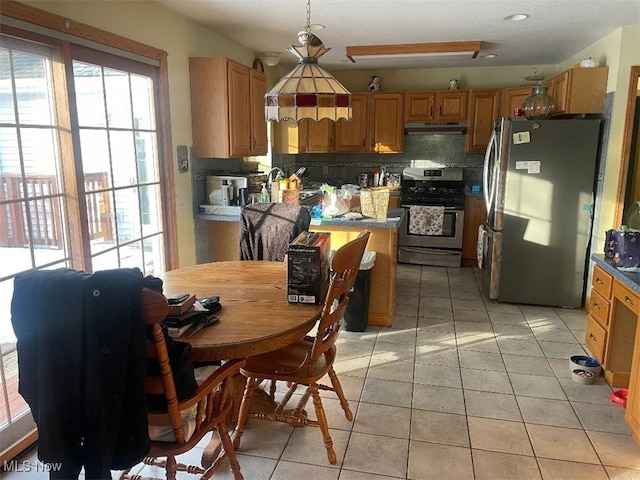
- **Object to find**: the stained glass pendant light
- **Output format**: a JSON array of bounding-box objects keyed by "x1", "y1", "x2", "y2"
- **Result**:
[{"x1": 264, "y1": 0, "x2": 352, "y2": 122}]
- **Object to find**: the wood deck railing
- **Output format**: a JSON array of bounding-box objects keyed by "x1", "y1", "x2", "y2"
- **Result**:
[{"x1": 0, "y1": 172, "x2": 111, "y2": 249}]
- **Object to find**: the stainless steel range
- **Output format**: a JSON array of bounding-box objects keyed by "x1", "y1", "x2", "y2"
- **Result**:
[{"x1": 398, "y1": 167, "x2": 465, "y2": 267}]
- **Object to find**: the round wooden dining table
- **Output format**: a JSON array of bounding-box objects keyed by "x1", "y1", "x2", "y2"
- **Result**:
[{"x1": 159, "y1": 261, "x2": 323, "y2": 362}]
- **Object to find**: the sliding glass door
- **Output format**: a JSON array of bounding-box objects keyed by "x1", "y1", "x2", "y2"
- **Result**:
[{"x1": 0, "y1": 29, "x2": 169, "y2": 455}]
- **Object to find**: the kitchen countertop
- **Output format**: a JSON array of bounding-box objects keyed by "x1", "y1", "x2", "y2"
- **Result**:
[
  {"x1": 196, "y1": 207, "x2": 405, "y2": 228},
  {"x1": 592, "y1": 254, "x2": 640, "y2": 295},
  {"x1": 310, "y1": 208, "x2": 404, "y2": 228}
]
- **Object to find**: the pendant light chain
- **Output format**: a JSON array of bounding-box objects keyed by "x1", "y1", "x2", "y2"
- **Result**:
[{"x1": 305, "y1": 0, "x2": 311, "y2": 33}]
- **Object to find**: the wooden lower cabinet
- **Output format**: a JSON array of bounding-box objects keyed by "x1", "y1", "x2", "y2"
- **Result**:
[
  {"x1": 627, "y1": 336, "x2": 640, "y2": 446},
  {"x1": 586, "y1": 261, "x2": 640, "y2": 447},
  {"x1": 209, "y1": 221, "x2": 240, "y2": 262},
  {"x1": 585, "y1": 315, "x2": 606, "y2": 363},
  {"x1": 605, "y1": 281, "x2": 640, "y2": 388},
  {"x1": 462, "y1": 196, "x2": 486, "y2": 267},
  {"x1": 310, "y1": 225, "x2": 397, "y2": 327}
]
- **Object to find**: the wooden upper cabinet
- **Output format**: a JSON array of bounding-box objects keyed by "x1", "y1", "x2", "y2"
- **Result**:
[
  {"x1": 306, "y1": 119, "x2": 334, "y2": 152},
  {"x1": 501, "y1": 86, "x2": 532, "y2": 117},
  {"x1": 370, "y1": 93, "x2": 404, "y2": 153},
  {"x1": 465, "y1": 89, "x2": 501, "y2": 153},
  {"x1": 547, "y1": 67, "x2": 608, "y2": 116},
  {"x1": 250, "y1": 70, "x2": 268, "y2": 154},
  {"x1": 274, "y1": 93, "x2": 404, "y2": 154},
  {"x1": 404, "y1": 92, "x2": 435, "y2": 122},
  {"x1": 335, "y1": 93, "x2": 369, "y2": 152},
  {"x1": 404, "y1": 90, "x2": 467, "y2": 122},
  {"x1": 227, "y1": 61, "x2": 252, "y2": 156},
  {"x1": 189, "y1": 57, "x2": 267, "y2": 158},
  {"x1": 435, "y1": 91, "x2": 467, "y2": 121},
  {"x1": 273, "y1": 119, "x2": 334, "y2": 153},
  {"x1": 336, "y1": 93, "x2": 403, "y2": 153}
]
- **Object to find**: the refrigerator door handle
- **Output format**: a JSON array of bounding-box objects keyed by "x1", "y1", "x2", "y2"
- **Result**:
[
  {"x1": 484, "y1": 128, "x2": 499, "y2": 216},
  {"x1": 483, "y1": 129, "x2": 495, "y2": 210}
]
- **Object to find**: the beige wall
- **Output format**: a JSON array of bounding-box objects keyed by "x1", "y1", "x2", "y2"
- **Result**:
[
  {"x1": 18, "y1": 2, "x2": 640, "y2": 265},
  {"x1": 331, "y1": 65, "x2": 558, "y2": 93},
  {"x1": 558, "y1": 26, "x2": 640, "y2": 250}
]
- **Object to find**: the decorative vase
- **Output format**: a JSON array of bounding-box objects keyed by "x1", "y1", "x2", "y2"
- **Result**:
[{"x1": 522, "y1": 82, "x2": 556, "y2": 120}]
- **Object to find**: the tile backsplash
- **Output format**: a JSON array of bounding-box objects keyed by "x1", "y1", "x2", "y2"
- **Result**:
[{"x1": 272, "y1": 135, "x2": 484, "y2": 188}]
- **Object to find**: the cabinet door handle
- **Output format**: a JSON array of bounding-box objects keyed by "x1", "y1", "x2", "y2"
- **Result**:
[
  {"x1": 596, "y1": 278, "x2": 604, "y2": 285},
  {"x1": 625, "y1": 295, "x2": 635, "y2": 306},
  {"x1": 594, "y1": 303, "x2": 601, "y2": 310},
  {"x1": 589, "y1": 333, "x2": 597, "y2": 342}
]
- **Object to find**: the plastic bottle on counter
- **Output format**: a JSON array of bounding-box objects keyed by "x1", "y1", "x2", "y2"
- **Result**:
[
  {"x1": 271, "y1": 171, "x2": 283, "y2": 203},
  {"x1": 259, "y1": 183, "x2": 270, "y2": 203},
  {"x1": 373, "y1": 170, "x2": 380, "y2": 187},
  {"x1": 220, "y1": 180, "x2": 230, "y2": 206}
]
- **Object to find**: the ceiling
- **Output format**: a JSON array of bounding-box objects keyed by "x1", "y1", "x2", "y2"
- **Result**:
[{"x1": 155, "y1": 0, "x2": 640, "y2": 71}]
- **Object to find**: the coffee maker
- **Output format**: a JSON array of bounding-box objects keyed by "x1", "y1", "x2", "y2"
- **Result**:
[{"x1": 206, "y1": 173, "x2": 265, "y2": 206}]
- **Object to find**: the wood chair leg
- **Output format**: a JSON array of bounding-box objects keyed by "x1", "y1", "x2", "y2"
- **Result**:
[
  {"x1": 310, "y1": 383, "x2": 337, "y2": 465},
  {"x1": 233, "y1": 376, "x2": 258, "y2": 450},
  {"x1": 328, "y1": 367, "x2": 353, "y2": 421},
  {"x1": 218, "y1": 422, "x2": 244, "y2": 480},
  {"x1": 165, "y1": 455, "x2": 177, "y2": 480}
]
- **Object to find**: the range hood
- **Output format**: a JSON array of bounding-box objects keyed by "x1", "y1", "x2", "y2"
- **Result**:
[{"x1": 404, "y1": 121, "x2": 467, "y2": 135}]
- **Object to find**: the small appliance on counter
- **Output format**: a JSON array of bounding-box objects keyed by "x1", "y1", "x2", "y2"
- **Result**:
[
  {"x1": 200, "y1": 172, "x2": 265, "y2": 215},
  {"x1": 205, "y1": 173, "x2": 264, "y2": 206}
]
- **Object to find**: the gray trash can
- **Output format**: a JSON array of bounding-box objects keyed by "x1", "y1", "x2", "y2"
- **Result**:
[{"x1": 344, "y1": 251, "x2": 376, "y2": 332}]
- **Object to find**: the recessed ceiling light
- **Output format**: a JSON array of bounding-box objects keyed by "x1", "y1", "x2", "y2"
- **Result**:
[
  {"x1": 504, "y1": 13, "x2": 529, "y2": 21},
  {"x1": 481, "y1": 53, "x2": 497, "y2": 59},
  {"x1": 309, "y1": 24, "x2": 325, "y2": 31}
]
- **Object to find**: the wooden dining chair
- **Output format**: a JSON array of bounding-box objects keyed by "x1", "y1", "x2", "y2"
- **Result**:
[
  {"x1": 120, "y1": 288, "x2": 245, "y2": 480},
  {"x1": 233, "y1": 230, "x2": 371, "y2": 464}
]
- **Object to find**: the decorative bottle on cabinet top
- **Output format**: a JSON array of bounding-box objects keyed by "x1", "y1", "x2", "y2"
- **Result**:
[{"x1": 522, "y1": 82, "x2": 556, "y2": 120}]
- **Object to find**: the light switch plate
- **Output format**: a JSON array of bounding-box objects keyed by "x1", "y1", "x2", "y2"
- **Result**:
[{"x1": 177, "y1": 145, "x2": 189, "y2": 173}]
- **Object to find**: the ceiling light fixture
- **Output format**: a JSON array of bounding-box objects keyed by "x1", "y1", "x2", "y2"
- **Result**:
[
  {"x1": 481, "y1": 53, "x2": 497, "y2": 59},
  {"x1": 264, "y1": 0, "x2": 351, "y2": 122},
  {"x1": 260, "y1": 51, "x2": 281, "y2": 67},
  {"x1": 503, "y1": 13, "x2": 529, "y2": 21},
  {"x1": 345, "y1": 41, "x2": 482, "y2": 63}
]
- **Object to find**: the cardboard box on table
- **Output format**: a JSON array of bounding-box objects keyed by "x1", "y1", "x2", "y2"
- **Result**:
[{"x1": 287, "y1": 232, "x2": 331, "y2": 304}]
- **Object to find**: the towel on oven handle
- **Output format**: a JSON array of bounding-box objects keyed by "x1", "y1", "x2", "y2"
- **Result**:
[
  {"x1": 408, "y1": 205, "x2": 445, "y2": 235},
  {"x1": 605, "y1": 229, "x2": 640, "y2": 271}
]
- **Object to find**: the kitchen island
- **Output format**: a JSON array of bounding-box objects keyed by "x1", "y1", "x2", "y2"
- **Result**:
[{"x1": 195, "y1": 208, "x2": 405, "y2": 327}]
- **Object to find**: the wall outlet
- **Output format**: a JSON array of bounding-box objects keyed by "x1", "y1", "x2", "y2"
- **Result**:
[{"x1": 322, "y1": 165, "x2": 329, "y2": 175}]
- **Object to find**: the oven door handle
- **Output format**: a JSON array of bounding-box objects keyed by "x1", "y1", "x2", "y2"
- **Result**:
[
  {"x1": 399, "y1": 247, "x2": 460, "y2": 255},
  {"x1": 401, "y1": 205, "x2": 463, "y2": 211}
]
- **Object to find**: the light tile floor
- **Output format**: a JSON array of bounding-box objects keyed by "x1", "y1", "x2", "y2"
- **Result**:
[{"x1": 5, "y1": 265, "x2": 640, "y2": 479}]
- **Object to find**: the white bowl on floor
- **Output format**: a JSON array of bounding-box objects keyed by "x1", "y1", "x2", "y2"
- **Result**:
[
  {"x1": 572, "y1": 369, "x2": 595, "y2": 385},
  {"x1": 569, "y1": 355, "x2": 601, "y2": 376}
]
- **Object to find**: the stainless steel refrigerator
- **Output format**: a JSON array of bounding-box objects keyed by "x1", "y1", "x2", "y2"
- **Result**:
[{"x1": 481, "y1": 117, "x2": 601, "y2": 308}]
